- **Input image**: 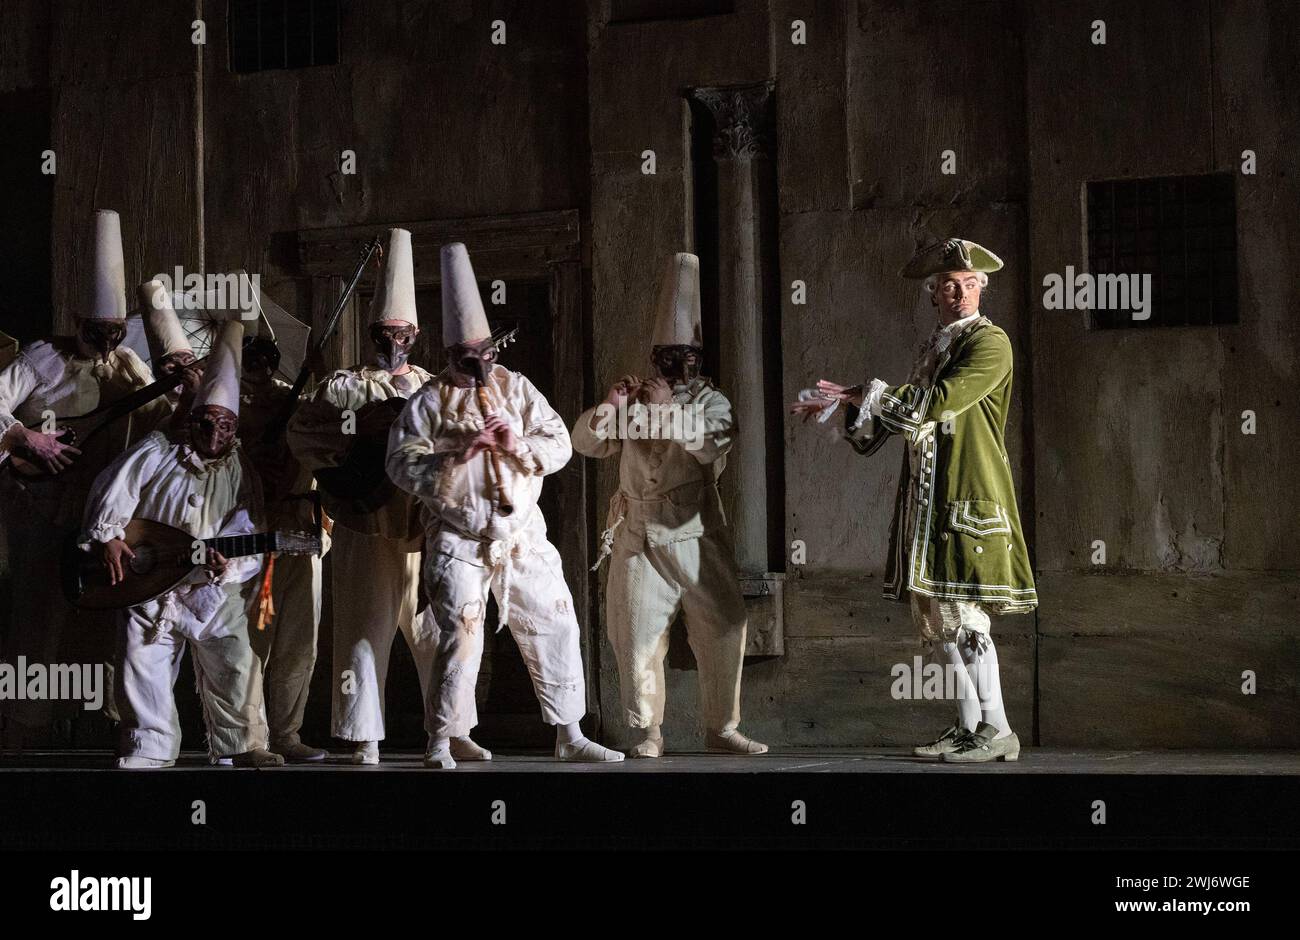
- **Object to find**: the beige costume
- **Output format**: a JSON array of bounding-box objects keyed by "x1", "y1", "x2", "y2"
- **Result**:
[
  {"x1": 241, "y1": 375, "x2": 327, "y2": 750},
  {"x1": 286, "y1": 228, "x2": 437, "y2": 744},
  {"x1": 573, "y1": 253, "x2": 750, "y2": 737}
]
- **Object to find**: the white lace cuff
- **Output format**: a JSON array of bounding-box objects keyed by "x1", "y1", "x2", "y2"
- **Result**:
[
  {"x1": 82, "y1": 519, "x2": 128, "y2": 549},
  {"x1": 849, "y1": 379, "x2": 888, "y2": 431},
  {"x1": 864, "y1": 378, "x2": 888, "y2": 418}
]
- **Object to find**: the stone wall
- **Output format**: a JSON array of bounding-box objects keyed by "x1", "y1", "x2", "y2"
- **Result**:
[{"x1": 5, "y1": 0, "x2": 1296, "y2": 747}]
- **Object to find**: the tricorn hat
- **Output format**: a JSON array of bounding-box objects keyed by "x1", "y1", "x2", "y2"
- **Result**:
[
  {"x1": 370, "y1": 229, "x2": 419, "y2": 328},
  {"x1": 192, "y1": 320, "x2": 244, "y2": 416},
  {"x1": 651, "y1": 252, "x2": 703, "y2": 348},
  {"x1": 87, "y1": 209, "x2": 128, "y2": 320},
  {"x1": 440, "y1": 242, "x2": 490, "y2": 347},
  {"x1": 900, "y1": 238, "x2": 1003, "y2": 279}
]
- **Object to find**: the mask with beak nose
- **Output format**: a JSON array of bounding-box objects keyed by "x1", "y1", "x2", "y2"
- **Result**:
[
  {"x1": 77, "y1": 319, "x2": 126, "y2": 360},
  {"x1": 189, "y1": 404, "x2": 238, "y2": 459},
  {"x1": 447, "y1": 338, "x2": 498, "y2": 389},
  {"x1": 370, "y1": 321, "x2": 418, "y2": 372}
]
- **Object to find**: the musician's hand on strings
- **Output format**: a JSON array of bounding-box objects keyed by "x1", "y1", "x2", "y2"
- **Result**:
[
  {"x1": 21, "y1": 426, "x2": 82, "y2": 473},
  {"x1": 604, "y1": 375, "x2": 640, "y2": 408},
  {"x1": 639, "y1": 376, "x2": 672, "y2": 405},
  {"x1": 206, "y1": 548, "x2": 230, "y2": 579},
  {"x1": 178, "y1": 362, "x2": 204, "y2": 394},
  {"x1": 98, "y1": 538, "x2": 135, "y2": 586},
  {"x1": 483, "y1": 413, "x2": 517, "y2": 453}
]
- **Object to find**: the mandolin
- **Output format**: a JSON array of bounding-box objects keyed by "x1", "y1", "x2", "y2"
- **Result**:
[
  {"x1": 9, "y1": 355, "x2": 208, "y2": 482},
  {"x1": 63, "y1": 517, "x2": 321, "y2": 610},
  {"x1": 313, "y1": 396, "x2": 409, "y2": 515}
]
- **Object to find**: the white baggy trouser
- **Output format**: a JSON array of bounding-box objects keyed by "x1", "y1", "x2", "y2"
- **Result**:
[
  {"x1": 606, "y1": 531, "x2": 746, "y2": 733},
  {"x1": 424, "y1": 526, "x2": 585, "y2": 738},
  {"x1": 115, "y1": 585, "x2": 269, "y2": 761},
  {"x1": 249, "y1": 552, "x2": 322, "y2": 747},
  {"x1": 330, "y1": 525, "x2": 438, "y2": 742}
]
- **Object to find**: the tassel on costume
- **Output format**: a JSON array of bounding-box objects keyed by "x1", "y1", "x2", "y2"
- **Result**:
[{"x1": 255, "y1": 554, "x2": 276, "y2": 632}]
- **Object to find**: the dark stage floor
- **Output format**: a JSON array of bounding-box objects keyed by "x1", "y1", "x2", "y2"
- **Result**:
[
  {"x1": 3, "y1": 748, "x2": 1297, "y2": 852},
  {"x1": 4, "y1": 747, "x2": 1300, "y2": 774}
]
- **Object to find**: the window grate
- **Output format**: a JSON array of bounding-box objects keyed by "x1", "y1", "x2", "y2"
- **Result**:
[
  {"x1": 229, "y1": 0, "x2": 339, "y2": 73},
  {"x1": 1085, "y1": 173, "x2": 1238, "y2": 328},
  {"x1": 609, "y1": 0, "x2": 734, "y2": 24}
]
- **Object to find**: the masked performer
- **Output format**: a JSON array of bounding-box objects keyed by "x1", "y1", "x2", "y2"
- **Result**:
[
  {"x1": 791, "y1": 238, "x2": 1037, "y2": 763},
  {"x1": 240, "y1": 331, "x2": 329, "y2": 763},
  {"x1": 386, "y1": 242, "x2": 623, "y2": 769},
  {"x1": 287, "y1": 228, "x2": 485, "y2": 765},
  {"x1": 0, "y1": 210, "x2": 168, "y2": 746},
  {"x1": 81, "y1": 320, "x2": 283, "y2": 768},
  {"x1": 139, "y1": 279, "x2": 204, "y2": 423},
  {"x1": 572, "y1": 253, "x2": 767, "y2": 758}
]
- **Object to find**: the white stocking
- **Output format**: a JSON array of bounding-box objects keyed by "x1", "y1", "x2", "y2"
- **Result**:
[
  {"x1": 938, "y1": 640, "x2": 981, "y2": 731},
  {"x1": 957, "y1": 628, "x2": 1010, "y2": 739}
]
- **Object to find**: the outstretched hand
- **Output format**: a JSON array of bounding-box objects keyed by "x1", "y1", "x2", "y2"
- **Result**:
[{"x1": 788, "y1": 379, "x2": 864, "y2": 424}]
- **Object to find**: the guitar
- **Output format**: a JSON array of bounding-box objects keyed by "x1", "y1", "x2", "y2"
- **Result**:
[
  {"x1": 63, "y1": 517, "x2": 321, "y2": 610},
  {"x1": 9, "y1": 355, "x2": 209, "y2": 481}
]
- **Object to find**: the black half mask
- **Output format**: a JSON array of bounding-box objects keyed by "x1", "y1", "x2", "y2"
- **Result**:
[
  {"x1": 651, "y1": 345, "x2": 703, "y2": 384},
  {"x1": 78, "y1": 320, "x2": 127, "y2": 358}
]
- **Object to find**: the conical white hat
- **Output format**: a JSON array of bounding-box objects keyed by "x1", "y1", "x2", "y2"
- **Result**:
[
  {"x1": 138, "y1": 280, "x2": 193, "y2": 362},
  {"x1": 87, "y1": 209, "x2": 127, "y2": 320},
  {"x1": 369, "y1": 229, "x2": 418, "y2": 328},
  {"x1": 193, "y1": 320, "x2": 244, "y2": 416},
  {"x1": 440, "y1": 242, "x2": 490, "y2": 347},
  {"x1": 651, "y1": 252, "x2": 702, "y2": 347}
]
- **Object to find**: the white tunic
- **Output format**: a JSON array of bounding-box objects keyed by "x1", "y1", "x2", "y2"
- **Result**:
[
  {"x1": 0, "y1": 340, "x2": 165, "y2": 525},
  {"x1": 386, "y1": 364, "x2": 572, "y2": 551},
  {"x1": 80, "y1": 431, "x2": 264, "y2": 636}
]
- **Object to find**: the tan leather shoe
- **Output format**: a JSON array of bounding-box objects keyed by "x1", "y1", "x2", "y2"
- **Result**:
[
  {"x1": 270, "y1": 740, "x2": 328, "y2": 763},
  {"x1": 231, "y1": 748, "x2": 286, "y2": 768},
  {"x1": 912, "y1": 724, "x2": 968, "y2": 758},
  {"x1": 706, "y1": 729, "x2": 769, "y2": 755},
  {"x1": 942, "y1": 722, "x2": 1021, "y2": 763}
]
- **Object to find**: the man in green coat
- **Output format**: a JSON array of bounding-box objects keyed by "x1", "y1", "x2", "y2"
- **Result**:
[{"x1": 792, "y1": 238, "x2": 1036, "y2": 763}]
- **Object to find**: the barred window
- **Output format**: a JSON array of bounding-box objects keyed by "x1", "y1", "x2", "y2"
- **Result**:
[
  {"x1": 229, "y1": 0, "x2": 339, "y2": 73},
  {"x1": 1085, "y1": 173, "x2": 1238, "y2": 328},
  {"x1": 609, "y1": 1, "x2": 734, "y2": 24}
]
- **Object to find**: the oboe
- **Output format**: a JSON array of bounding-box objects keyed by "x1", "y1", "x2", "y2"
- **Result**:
[{"x1": 475, "y1": 380, "x2": 514, "y2": 516}]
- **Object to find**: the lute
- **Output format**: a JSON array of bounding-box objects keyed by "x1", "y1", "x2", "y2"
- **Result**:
[
  {"x1": 63, "y1": 517, "x2": 321, "y2": 610},
  {"x1": 9, "y1": 354, "x2": 209, "y2": 481}
]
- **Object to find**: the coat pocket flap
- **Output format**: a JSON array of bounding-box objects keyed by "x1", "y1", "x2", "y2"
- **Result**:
[{"x1": 947, "y1": 499, "x2": 1012, "y2": 536}]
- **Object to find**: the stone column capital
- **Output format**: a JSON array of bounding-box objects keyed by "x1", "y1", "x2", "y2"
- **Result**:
[{"x1": 690, "y1": 81, "x2": 776, "y2": 161}]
